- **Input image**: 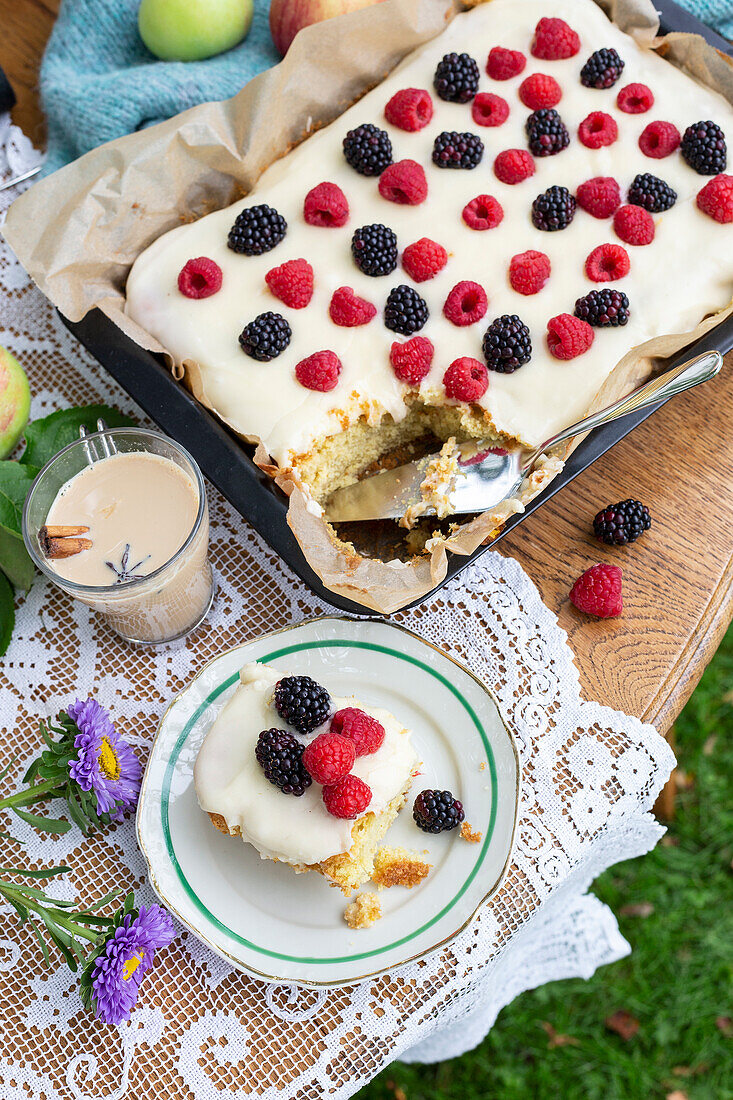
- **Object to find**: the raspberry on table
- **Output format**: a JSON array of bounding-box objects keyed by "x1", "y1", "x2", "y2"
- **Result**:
[
  {"x1": 331, "y1": 707, "x2": 386, "y2": 756},
  {"x1": 401, "y1": 237, "x2": 448, "y2": 282},
  {"x1": 433, "y1": 52, "x2": 480, "y2": 103},
  {"x1": 519, "y1": 73, "x2": 562, "y2": 110},
  {"x1": 378, "y1": 159, "x2": 428, "y2": 205},
  {"x1": 255, "y1": 729, "x2": 312, "y2": 796},
  {"x1": 639, "y1": 120, "x2": 680, "y2": 159},
  {"x1": 328, "y1": 286, "x2": 377, "y2": 327},
  {"x1": 569, "y1": 563, "x2": 623, "y2": 618},
  {"x1": 578, "y1": 111, "x2": 618, "y2": 149},
  {"x1": 443, "y1": 281, "x2": 488, "y2": 327},
  {"x1": 177, "y1": 257, "x2": 223, "y2": 299},
  {"x1": 696, "y1": 174, "x2": 733, "y2": 223},
  {"x1": 616, "y1": 82, "x2": 654, "y2": 113},
  {"x1": 593, "y1": 499, "x2": 651, "y2": 545},
  {"x1": 576, "y1": 177, "x2": 621, "y2": 219},
  {"x1": 613, "y1": 203, "x2": 655, "y2": 245},
  {"x1": 525, "y1": 108, "x2": 570, "y2": 156},
  {"x1": 343, "y1": 122, "x2": 393, "y2": 176},
  {"x1": 295, "y1": 350, "x2": 343, "y2": 392},
  {"x1": 384, "y1": 87, "x2": 434, "y2": 132},
  {"x1": 265, "y1": 258, "x2": 314, "y2": 309},
  {"x1": 531, "y1": 185, "x2": 576, "y2": 231},
  {"x1": 486, "y1": 46, "x2": 526, "y2": 80},
  {"x1": 323, "y1": 774, "x2": 372, "y2": 819},
  {"x1": 580, "y1": 48, "x2": 625, "y2": 89},
  {"x1": 239, "y1": 312, "x2": 292, "y2": 361},
  {"x1": 546, "y1": 313, "x2": 594, "y2": 360},
  {"x1": 509, "y1": 250, "x2": 551, "y2": 295},
  {"x1": 303, "y1": 182, "x2": 349, "y2": 228},
  {"x1": 389, "y1": 336, "x2": 434, "y2": 385},
  {"x1": 575, "y1": 288, "x2": 630, "y2": 326},
  {"x1": 585, "y1": 243, "x2": 630, "y2": 283},
  {"x1": 432, "y1": 132, "x2": 484, "y2": 170},
  {"x1": 351, "y1": 223, "x2": 398, "y2": 277},
  {"x1": 228, "y1": 203, "x2": 287, "y2": 255},
  {"x1": 471, "y1": 92, "x2": 510, "y2": 128},
  {"x1": 462, "y1": 194, "x2": 504, "y2": 231},
  {"x1": 483, "y1": 314, "x2": 532, "y2": 373},
  {"x1": 443, "y1": 357, "x2": 489, "y2": 401},
  {"x1": 531, "y1": 17, "x2": 580, "y2": 61},
  {"x1": 274, "y1": 675, "x2": 332, "y2": 734},
  {"x1": 494, "y1": 148, "x2": 535, "y2": 185},
  {"x1": 627, "y1": 172, "x2": 677, "y2": 212},
  {"x1": 384, "y1": 285, "x2": 429, "y2": 336},
  {"x1": 413, "y1": 789, "x2": 465, "y2": 833},
  {"x1": 681, "y1": 120, "x2": 727, "y2": 175},
  {"x1": 302, "y1": 731, "x2": 356, "y2": 785}
]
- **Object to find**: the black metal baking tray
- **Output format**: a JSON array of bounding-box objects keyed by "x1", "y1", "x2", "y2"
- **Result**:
[{"x1": 61, "y1": 0, "x2": 733, "y2": 616}]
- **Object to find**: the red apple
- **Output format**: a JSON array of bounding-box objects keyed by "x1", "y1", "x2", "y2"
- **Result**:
[{"x1": 270, "y1": 0, "x2": 385, "y2": 56}]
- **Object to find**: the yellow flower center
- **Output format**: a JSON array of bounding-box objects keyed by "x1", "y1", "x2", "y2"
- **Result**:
[
  {"x1": 98, "y1": 737, "x2": 121, "y2": 781},
  {"x1": 122, "y1": 951, "x2": 144, "y2": 981}
]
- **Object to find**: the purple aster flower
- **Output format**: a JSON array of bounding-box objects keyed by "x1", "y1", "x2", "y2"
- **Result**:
[
  {"x1": 89, "y1": 905, "x2": 176, "y2": 1025},
  {"x1": 67, "y1": 698, "x2": 142, "y2": 820}
]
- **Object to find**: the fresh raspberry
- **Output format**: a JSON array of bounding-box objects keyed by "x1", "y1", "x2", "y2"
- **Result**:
[
  {"x1": 576, "y1": 177, "x2": 621, "y2": 219},
  {"x1": 616, "y1": 82, "x2": 654, "y2": 114},
  {"x1": 378, "y1": 159, "x2": 428, "y2": 205},
  {"x1": 389, "y1": 336, "x2": 434, "y2": 385},
  {"x1": 462, "y1": 194, "x2": 504, "y2": 230},
  {"x1": 569, "y1": 563, "x2": 623, "y2": 618},
  {"x1": 303, "y1": 182, "x2": 349, "y2": 228},
  {"x1": 585, "y1": 243, "x2": 630, "y2": 282},
  {"x1": 331, "y1": 707, "x2": 386, "y2": 756},
  {"x1": 486, "y1": 46, "x2": 526, "y2": 81},
  {"x1": 177, "y1": 257, "x2": 223, "y2": 299},
  {"x1": 384, "y1": 87, "x2": 434, "y2": 132},
  {"x1": 265, "y1": 258, "x2": 313, "y2": 309},
  {"x1": 295, "y1": 350, "x2": 342, "y2": 392},
  {"x1": 443, "y1": 281, "x2": 488, "y2": 327},
  {"x1": 696, "y1": 174, "x2": 733, "y2": 223},
  {"x1": 322, "y1": 773, "x2": 372, "y2": 819},
  {"x1": 639, "y1": 120, "x2": 680, "y2": 159},
  {"x1": 546, "y1": 313, "x2": 594, "y2": 360},
  {"x1": 328, "y1": 286, "x2": 377, "y2": 327},
  {"x1": 518, "y1": 73, "x2": 562, "y2": 110},
  {"x1": 471, "y1": 92, "x2": 509, "y2": 128},
  {"x1": 302, "y1": 731, "x2": 356, "y2": 785},
  {"x1": 578, "y1": 112, "x2": 618, "y2": 149},
  {"x1": 443, "y1": 357, "x2": 488, "y2": 401},
  {"x1": 402, "y1": 237, "x2": 448, "y2": 282},
  {"x1": 531, "y1": 17, "x2": 580, "y2": 61},
  {"x1": 613, "y1": 203, "x2": 655, "y2": 245},
  {"x1": 494, "y1": 148, "x2": 535, "y2": 185},
  {"x1": 509, "y1": 250, "x2": 551, "y2": 295}
]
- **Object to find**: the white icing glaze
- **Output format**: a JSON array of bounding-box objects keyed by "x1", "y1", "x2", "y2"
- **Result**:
[
  {"x1": 193, "y1": 662, "x2": 419, "y2": 866},
  {"x1": 126, "y1": 0, "x2": 733, "y2": 465}
]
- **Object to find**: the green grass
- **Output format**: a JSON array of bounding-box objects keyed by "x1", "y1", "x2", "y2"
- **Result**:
[{"x1": 358, "y1": 624, "x2": 733, "y2": 1100}]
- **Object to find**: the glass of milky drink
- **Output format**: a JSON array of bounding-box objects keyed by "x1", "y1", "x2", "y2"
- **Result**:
[{"x1": 23, "y1": 427, "x2": 214, "y2": 645}]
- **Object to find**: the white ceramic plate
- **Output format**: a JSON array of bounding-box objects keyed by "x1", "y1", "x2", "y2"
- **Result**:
[{"x1": 137, "y1": 617, "x2": 520, "y2": 986}]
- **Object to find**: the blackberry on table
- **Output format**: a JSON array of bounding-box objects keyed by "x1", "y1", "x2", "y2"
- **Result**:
[
  {"x1": 680, "y1": 120, "x2": 727, "y2": 175},
  {"x1": 482, "y1": 314, "x2": 532, "y2": 373},
  {"x1": 574, "y1": 288, "x2": 630, "y2": 327},
  {"x1": 531, "y1": 185, "x2": 576, "y2": 231},
  {"x1": 255, "y1": 729, "x2": 312, "y2": 796},
  {"x1": 351, "y1": 223, "x2": 398, "y2": 277},
  {"x1": 343, "y1": 123, "x2": 393, "y2": 176},
  {"x1": 432, "y1": 131, "x2": 484, "y2": 170},
  {"x1": 525, "y1": 108, "x2": 570, "y2": 157},
  {"x1": 433, "y1": 52, "x2": 480, "y2": 103},
  {"x1": 238, "y1": 312, "x2": 292, "y2": 361},
  {"x1": 228, "y1": 204, "x2": 287, "y2": 255},
  {"x1": 627, "y1": 172, "x2": 677, "y2": 212},
  {"x1": 580, "y1": 48, "x2": 625, "y2": 89},
  {"x1": 273, "y1": 675, "x2": 331, "y2": 735},
  {"x1": 593, "y1": 499, "x2": 651, "y2": 545},
  {"x1": 413, "y1": 789, "x2": 465, "y2": 834},
  {"x1": 384, "y1": 285, "x2": 429, "y2": 336}
]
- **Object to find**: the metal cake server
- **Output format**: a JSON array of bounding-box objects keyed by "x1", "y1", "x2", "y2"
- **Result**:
[{"x1": 324, "y1": 350, "x2": 723, "y2": 523}]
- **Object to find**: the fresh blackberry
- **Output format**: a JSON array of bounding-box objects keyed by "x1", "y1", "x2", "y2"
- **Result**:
[
  {"x1": 227, "y1": 204, "x2": 287, "y2": 255},
  {"x1": 531, "y1": 185, "x2": 576, "y2": 231},
  {"x1": 593, "y1": 499, "x2": 651, "y2": 545},
  {"x1": 255, "y1": 729, "x2": 312, "y2": 796},
  {"x1": 384, "y1": 285, "x2": 429, "y2": 336},
  {"x1": 627, "y1": 172, "x2": 677, "y2": 213},
  {"x1": 482, "y1": 314, "x2": 532, "y2": 373},
  {"x1": 413, "y1": 789, "x2": 465, "y2": 834},
  {"x1": 433, "y1": 52, "x2": 480, "y2": 103},
  {"x1": 525, "y1": 108, "x2": 570, "y2": 157},
  {"x1": 574, "y1": 288, "x2": 630, "y2": 327},
  {"x1": 580, "y1": 48, "x2": 625, "y2": 89},
  {"x1": 351, "y1": 223, "x2": 398, "y2": 277},
  {"x1": 432, "y1": 131, "x2": 484, "y2": 170},
  {"x1": 680, "y1": 120, "x2": 727, "y2": 175},
  {"x1": 238, "y1": 312, "x2": 292, "y2": 361},
  {"x1": 273, "y1": 675, "x2": 331, "y2": 735},
  {"x1": 343, "y1": 123, "x2": 393, "y2": 176}
]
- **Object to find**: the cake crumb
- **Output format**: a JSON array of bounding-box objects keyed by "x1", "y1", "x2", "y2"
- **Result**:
[
  {"x1": 461, "y1": 821, "x2": 482, "y2": 844},
  {"x1": 372, "y1": 846, "x2": 432, "y2": 889},
  {"x1": 344, "y1": 892, "x2": 382, "y2": 929}
]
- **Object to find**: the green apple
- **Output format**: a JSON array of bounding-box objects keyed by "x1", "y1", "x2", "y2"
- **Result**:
[
  {"x1": 0, "y1": 346, "x2": 31, "y2": 460},
  {"x1": 138, "y1": 0, "x2": 254, "y2": 62}
]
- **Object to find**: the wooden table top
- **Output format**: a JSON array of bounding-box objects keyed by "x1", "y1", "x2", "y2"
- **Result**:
[{"x1": 2, "y1": 0, "x2": 732, "y2": 735}]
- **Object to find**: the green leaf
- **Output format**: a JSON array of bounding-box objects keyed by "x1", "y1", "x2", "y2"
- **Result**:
[
  {"x1": 0, "y1": 526, "x2": 34, "y2": 591},
  {"x1": 0, "y1": 755, "x2": 18, "y2": 784},
  {"x1": 0, "y1": 570, "x2": 13, "y2": 657},
  {"x1": 0, "y1": 864, "x2": 70, "y2": 878},
  {"x1": 28, "y1": 916, "x2": 51, "y2": 966},
  {"x1": 0, "y1": 463, "x2": 37, "y2": 591},
  {"x1": 12, "y1": 806, "x2": 72, "y2": 834},
  {"x1": 20, "y1": 406, "x2": 135, "y2": 469}
]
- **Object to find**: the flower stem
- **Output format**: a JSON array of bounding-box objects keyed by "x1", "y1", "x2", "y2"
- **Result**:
[
  {"x1": 0, "y1": 880, "x2": 100, "y2": 943},
  {"x1": 0, "y1": 778, "x2": 63, "y2": 812}
]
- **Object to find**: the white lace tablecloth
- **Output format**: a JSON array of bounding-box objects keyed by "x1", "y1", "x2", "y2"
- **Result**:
[{"x1": 0, "y1": 121, "x2": 675, "y2": 1100}]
